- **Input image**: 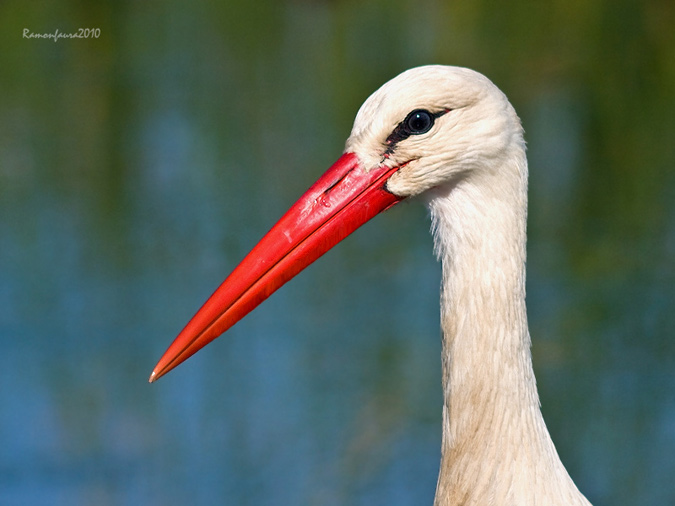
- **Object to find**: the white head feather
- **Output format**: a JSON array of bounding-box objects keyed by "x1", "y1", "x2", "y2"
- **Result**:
[{"x1": 345, "y1": 65, "x2": 526, "y2": 198}]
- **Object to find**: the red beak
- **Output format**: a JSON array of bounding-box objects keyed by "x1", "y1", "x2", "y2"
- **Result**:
[{"x1": 150, "y1": 152, "x2": 404, "y2": 382}]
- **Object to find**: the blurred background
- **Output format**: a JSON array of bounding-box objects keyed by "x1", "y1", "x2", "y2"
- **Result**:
[{"x1": 1, "y1": 0, "x2": 674, "y2": 504}]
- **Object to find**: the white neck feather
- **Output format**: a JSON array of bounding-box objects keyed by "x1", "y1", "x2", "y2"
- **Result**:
[{"x1": 426, "y1": 152, "x2": 591, "y2": 506}]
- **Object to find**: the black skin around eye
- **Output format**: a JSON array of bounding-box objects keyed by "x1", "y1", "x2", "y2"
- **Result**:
[{"x1": 385, "y1": 109, "x2": 449, "y2": 152}]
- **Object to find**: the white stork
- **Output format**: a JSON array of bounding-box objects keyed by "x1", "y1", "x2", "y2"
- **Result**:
[{"x1": 150, "y1": 65, "x2": 592, "y2": 505}]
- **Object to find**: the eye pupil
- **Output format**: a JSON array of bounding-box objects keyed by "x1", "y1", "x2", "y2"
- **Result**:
[{"x1": 405, "y1": 109, "x2": 434, "y2": 134}]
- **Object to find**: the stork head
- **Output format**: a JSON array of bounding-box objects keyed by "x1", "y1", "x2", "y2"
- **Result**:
[
  {"x1": 346, "y1": 65, "x2": 525, "y2": 198},
  {"x1": 150, "y1": 65, "x2": 525, "y2": 381}
]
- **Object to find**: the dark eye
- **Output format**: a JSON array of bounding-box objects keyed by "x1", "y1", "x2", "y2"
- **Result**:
[
  {"x1": 404, "y1": 109, "x2": 434, "y2": 134},
  {"x1": 385, "y1": 108, "x2": 448, "y2": 151}
]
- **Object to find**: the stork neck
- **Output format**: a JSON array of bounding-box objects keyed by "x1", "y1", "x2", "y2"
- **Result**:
[{"x1": 426, "y1": 158, "x2": 589, "y2": 505}]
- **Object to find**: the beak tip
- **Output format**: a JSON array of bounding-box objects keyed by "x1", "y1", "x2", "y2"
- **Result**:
[{"x1": 148, "y1": 370, "x2": 158, "y2": 383}]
